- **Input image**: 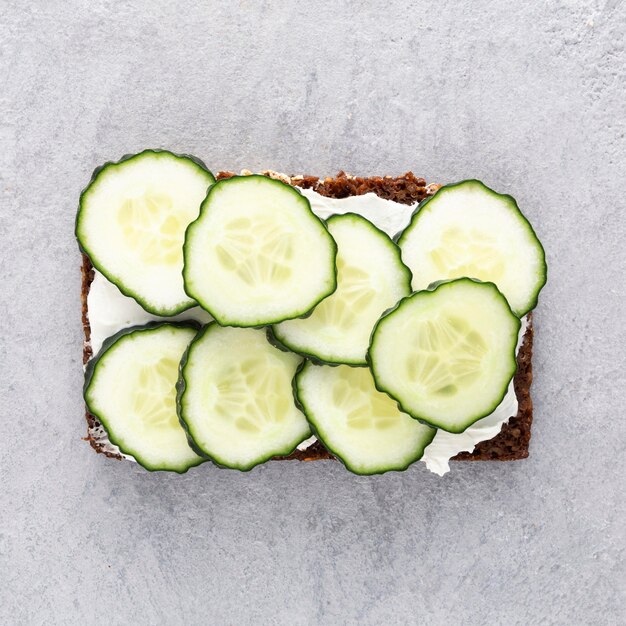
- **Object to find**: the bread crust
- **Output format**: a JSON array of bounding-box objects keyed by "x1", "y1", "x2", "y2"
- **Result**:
[{"x1": 81, "y1": 170, "x2": 534, "y2": 464}]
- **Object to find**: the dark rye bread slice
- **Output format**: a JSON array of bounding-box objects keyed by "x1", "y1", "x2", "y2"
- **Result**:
[{"x1": 81, "y1": 171, "x2": 534, "y2": 464}]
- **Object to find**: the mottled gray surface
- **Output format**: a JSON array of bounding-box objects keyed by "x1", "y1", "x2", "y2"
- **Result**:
[{"x1": 1, "y1": 1, "x2": 625, "y2": 624}]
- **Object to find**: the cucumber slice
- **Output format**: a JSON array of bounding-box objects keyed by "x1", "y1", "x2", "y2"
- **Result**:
[
  {"x1": 183, "y1": 175, "x2": 337, "y2": 326},
  {"x1": 368, "y1": 278, "x2": 520, "y2": 433},
  {"x1": 397, "y1": 180, "x2": 547, "y2": 316},
  {"x1": 177, "y1": 324, "x2": 311, "y2": 470},
  {"x1": 294, "y1": 362, "x2": 435, "y2": 475},
  {"x1": 271, "y1": 214, "x2": 411, "y2": 365},
  {"x1": 76, "y1": 150, "x2": 215, "y2": 316},
  {"x1": 84, "y1": 323, "x2": 204, "y2": 473}
]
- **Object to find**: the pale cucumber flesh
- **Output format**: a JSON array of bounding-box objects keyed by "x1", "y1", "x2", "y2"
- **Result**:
[
  {"x1": 295, "y1": 363, "x2": 435, "y2": 474},
  {"x1": 84, "y1": 323, "x2": 204, "y2": 473},
  {"x1": 369, "y1": 278, "x2": 520, "y2": 433},
  {"x1": 183, "y1": 176, "x2": 337, "y2": 326},
  {"x1": 398, "y1": 180, "x2": 546, "y2": 316},
  {"x1": 178, "y1": 324, "x2": 311, "y2": 470},
  {"x1": 272, "y1": 213, "x2": 411, "y2": 364},
  {"x1": 77, "y1": 150, "x2": 215, "y2": 315}
]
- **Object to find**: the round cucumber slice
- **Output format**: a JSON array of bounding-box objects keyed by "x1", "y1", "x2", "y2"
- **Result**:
[
  {"x1": 368, "y1": 278, "x2": 521, "y2": 433},
  {"x1": 271, "y1": 213, "x2": 412, "y2": 365},
  {"x1": 84, "y1": 323, "x2": 204, "y2": 473},
  {"x1": 294, "y1": 362, "x2": 435, "y2": 475},
  {"x1": 397, "y1": 180, "x2": 547, "y2": 316},
  {"x1": 177, "y1": 323, "x2": 311, "y2": 470},
  {"x1": 76, "y1": 150, "x2": 215, "y2": 316},
  {"x1": 183, "y1": 175, "x2": 337, "y2": 327}
]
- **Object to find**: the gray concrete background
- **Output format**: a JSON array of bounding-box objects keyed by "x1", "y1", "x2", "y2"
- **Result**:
[{"x1": 1, "y1": 1, "x2": 625, "y2": 624}]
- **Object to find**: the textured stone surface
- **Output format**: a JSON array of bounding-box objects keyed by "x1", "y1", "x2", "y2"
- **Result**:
[{"x1": 1, "y1": 1, "x2": 625, "y2": 624}]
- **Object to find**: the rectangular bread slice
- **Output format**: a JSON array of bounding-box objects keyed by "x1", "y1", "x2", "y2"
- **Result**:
[{"x1": 81, "y1": 171, "x2": 534, "y2": 464}]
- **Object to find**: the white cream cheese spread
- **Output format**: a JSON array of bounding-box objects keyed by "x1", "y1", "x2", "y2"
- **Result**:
[
  {"x1": 87, "y1": 185, "x2": 526, "y2": 472},
  {"x1": 420, "y1": 315, "x2": 528, "y2": 475},
  {"x1": 88, "y1": 272, "x2": 212, "y2": 355}
]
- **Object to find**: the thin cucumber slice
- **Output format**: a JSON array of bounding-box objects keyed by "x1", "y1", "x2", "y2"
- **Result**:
[
  {"x1": 84, "y1": 323, "x2": 204, "y2": 473},
  {"x1": 397, "y1": 180, "x2": 547, "y2": 316},
  {"x1": 76, "y1": 150, "x2": 215, "y2": 316},
  {"x1": 177, "y1": 324, "x2": 311, "y2": 470},
  {"x1": 271, "y1": 213, "x2": 412, "y2": 365},
  {"x1": 183, "y1": 175, "x2": 337, "y2": 326},
  {"x1": 294, "y1": 362, "x2": 436, "y2": 475},
  {"x1": 368, "y1": 278, "x2": 520, "y2": 433}
]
